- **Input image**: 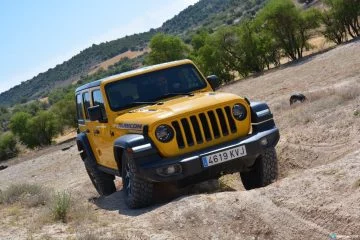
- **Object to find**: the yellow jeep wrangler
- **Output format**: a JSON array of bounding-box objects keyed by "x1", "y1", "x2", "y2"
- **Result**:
[{"x1": 75, "y1": 59, "x2": 279, "y2": 208}]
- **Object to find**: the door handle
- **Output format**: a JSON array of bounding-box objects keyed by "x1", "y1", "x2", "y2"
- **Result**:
[{"x1": 94, "y1": 129, "x2": 100, "y2": 134}]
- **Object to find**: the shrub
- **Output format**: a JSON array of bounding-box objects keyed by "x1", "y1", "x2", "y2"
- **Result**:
[
  {"x1": 51, "y1": 191, "x2": 71, "y2": 223},
  {"x1": 10, "y1": 111, "x2": 61, "y2": 148},
  {"x1": 0, "y1": 132, "x2": 18, "y2": 161}
]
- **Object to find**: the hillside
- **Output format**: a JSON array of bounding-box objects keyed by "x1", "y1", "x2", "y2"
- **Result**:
[
  {"x1": 0, "y1": 0, "x2": 267, "y2": 107},
  {"x1": 0, "y1": 39, "x2": 359, "y2": 239}
]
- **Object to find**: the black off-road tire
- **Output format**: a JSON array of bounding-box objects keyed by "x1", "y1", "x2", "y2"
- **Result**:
[
  {"x1": 122, "y1": 152, "x2": 154, "y2": 209},
  {"x1": 85, "y1": 162, "x2": 116, "y2": 196},
  {"x1": 240, "y1": 147, "x2": 278, "y2": 190}
]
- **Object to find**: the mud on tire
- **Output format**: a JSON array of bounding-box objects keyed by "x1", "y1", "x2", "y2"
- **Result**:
[
  {"x1": 85, "y1": 162, "x2": 116, "y2": 196},
  {"x1": 122, "y1": 152, "x2": 154, "y2": 209},
  {"x1": 240, "y1": 147, "x2": 278, "y2": 190}
]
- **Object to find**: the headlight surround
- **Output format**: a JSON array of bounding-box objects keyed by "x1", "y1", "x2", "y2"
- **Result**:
[
  {"x1": 232, "y1": 104, "x2": 247, "y2": 121},
  {"x1": 155, "y1": 124, "x2": 174, "y2": 143}
]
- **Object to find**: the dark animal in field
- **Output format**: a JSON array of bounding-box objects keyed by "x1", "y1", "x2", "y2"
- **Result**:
[
  {"x1": 0, "y1": 165, "x2": 8, "y2": 171},
  {"x1": 290, "y1": 93, "x2": 307, "y2": 105}
]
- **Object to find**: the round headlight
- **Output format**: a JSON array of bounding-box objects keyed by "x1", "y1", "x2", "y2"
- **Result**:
[
  {"x1": 155, "y1": 125, "x2": 174, "y2": 143},
  {"x1": 232, "y1": 104, "x2": 247, "y2": 121}
]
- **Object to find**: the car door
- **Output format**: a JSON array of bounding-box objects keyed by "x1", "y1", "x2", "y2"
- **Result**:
[{"x1": 88, "y1": 89, "x2": 117, "y2": 170}]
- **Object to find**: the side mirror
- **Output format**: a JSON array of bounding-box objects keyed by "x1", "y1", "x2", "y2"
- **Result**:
[
  {"x1": 207, "y1": 75, "x2": 221, "y2": 90},
  {"x1": 88, "y1": 105, "x2": 104, "y2": 122}
]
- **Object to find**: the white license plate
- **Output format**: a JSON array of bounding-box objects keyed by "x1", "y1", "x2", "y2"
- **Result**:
[{"x1": 202, "y1": 145, "x2": 247, "y2": 168}]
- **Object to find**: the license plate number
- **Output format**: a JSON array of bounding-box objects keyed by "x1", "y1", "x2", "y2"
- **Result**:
[{"x1": 202, "y1": 145, "x2": 247, "y2": 168}]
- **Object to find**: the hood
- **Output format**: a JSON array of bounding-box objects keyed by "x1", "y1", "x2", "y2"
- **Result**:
[{"x1": 114, "y1": 92, "x2": 244, "y2": 129}]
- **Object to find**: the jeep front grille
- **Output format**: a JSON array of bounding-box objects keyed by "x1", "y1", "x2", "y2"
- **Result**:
[{"x1": 171, "y1": 106, "x2": 237, "y2": 149}]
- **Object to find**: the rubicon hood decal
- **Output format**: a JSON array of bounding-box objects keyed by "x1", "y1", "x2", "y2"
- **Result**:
[{"x1": 116, "y1": 123, "x2": 143, "y2": 131}]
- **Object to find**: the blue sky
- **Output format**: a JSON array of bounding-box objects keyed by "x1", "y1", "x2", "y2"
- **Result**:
[{"x1": 0, "y1": 0, "x2": 198, "y2": 93}]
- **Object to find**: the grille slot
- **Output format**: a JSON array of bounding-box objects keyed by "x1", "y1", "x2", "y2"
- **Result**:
[
  {"x1": 172, "y1": 121, "x2": 185, "y2": 148},
  {"x1": 216, "y1": 108, "x2": 229, "y2": 136},
  {"x1": 225, "y1": 106, "x2": 237, "y2": 133},
  {"x1": 171, "y1": 106, "x2": 238, "y2": 148},
  {"x1": 207, "y1": 110, "x2": 220, "y2": 138},
  {"x1": 181, "y1": 118, "x2": 194, "y2": 146},
  {"x1": 190, "y1": 116, "x2": 203, "y2": 144},
  {"x1": 199, "y1": 113, "x2": 212, "y2": 141}
]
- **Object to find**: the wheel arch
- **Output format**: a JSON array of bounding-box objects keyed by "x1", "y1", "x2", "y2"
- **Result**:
[
  {"x1": 76, "y1": 132, "x2": 97, "y2": 168},
  {"x1": 113, "y1": 134, "x2": 151, "y2": 176}
]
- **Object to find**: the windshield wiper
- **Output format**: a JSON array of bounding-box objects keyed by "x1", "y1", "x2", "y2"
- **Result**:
[
  {"x1": 163, "y1": 92, "x2": 194, "y2": 97},
  {"x1": 130, "y1": 101, "x2": 164, "y2": 106}
]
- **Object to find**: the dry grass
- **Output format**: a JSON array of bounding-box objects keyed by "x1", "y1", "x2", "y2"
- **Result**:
[
  {"x1": 0, "y1": 183, "x2": 49, "y2": 207},
  {"x1": 277, "y1": 84, "x2": 360, "y2": 130},
  {"x1": 0, "y1": 183, "x2": 98, "y2": 238}
]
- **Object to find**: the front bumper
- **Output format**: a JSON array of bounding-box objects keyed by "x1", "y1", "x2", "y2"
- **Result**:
[{"x1": 132, "y1": 127, "x2": 280, "y2": 183}]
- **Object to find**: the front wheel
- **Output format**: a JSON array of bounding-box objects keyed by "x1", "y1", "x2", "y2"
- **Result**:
[
  {"x1": 240, "y1": 147, "x2": 278, "y2": 190},
  {"x1": 122, "y1": 152, "x2": 154, "y2": 209},
  {"x1": 85, "y1": 162, "x2": 116, "y2": 196}
]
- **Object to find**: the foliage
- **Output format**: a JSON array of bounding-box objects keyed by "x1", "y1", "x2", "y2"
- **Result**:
[
  {"x1": 256, "y1": 0, "x2": 320, "y2": 60},
  {"x1": 51, "y1": 191, "x2": 71, "y2": 223},
  {"x1": 191, "y1": 21, "x2": 281, "y2": 82},
  {"x1": 0, "y1": 132, "x2": 18, "y2": 161},
  {"x1": 160, "y1": 0, "x2": 267, "y2": 35},
  {"x1": 322, "y1": 0, "x2": 360, "y2": 44},
  {"x1": 10, "y1": 111, "x2": 61, "y2": 148},
  {"x1": 191, "y1": 29, "x2": 235, "y2": 82},
  {"x1": 51, "y1": 99, "x2": 77, "y2": 129},
  {"x1": 145, "y1": 33, "x2": 190, "y2": 64},
  {"x1": 30, "y1": 111, "x2": 61, "y2": 146},
  {"x1": 12, "y1": 100, "x2": 48, "y2": 116},
  {"x1": 0, "y1": 107, "x2": 11, "y2": 132}
]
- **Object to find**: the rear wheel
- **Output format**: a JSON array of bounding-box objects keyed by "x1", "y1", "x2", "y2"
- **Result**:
[
  {"x1": 85, "y1": 161, "x2": 116, "y2": 196},
  {"x1": 240, "y1": 147, "x2": 278, "y2": 190},
  {"x1": 122, "y1": 152, "x2": 154, "y2": 209}
]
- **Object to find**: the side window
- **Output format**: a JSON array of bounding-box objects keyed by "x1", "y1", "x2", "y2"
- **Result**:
[
  {"x1": 82, "y1": 92, "x2": 91, "y2": 120},
  {"x1": 76, "y1": 94, "x2": 84, "y2": 121},
  {"x1": 92, "y1": 90, "x2": 107, "y2": 119}
]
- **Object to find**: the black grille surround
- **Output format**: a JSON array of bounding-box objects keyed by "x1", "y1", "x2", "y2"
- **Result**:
[{"x1": 171, "y1": 106, "x2": 238, "y2": 149}]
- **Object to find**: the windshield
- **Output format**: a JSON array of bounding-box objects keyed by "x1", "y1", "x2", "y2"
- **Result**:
[{"x1": 105, "y1": 63, "x2": 207, "y2": 111}]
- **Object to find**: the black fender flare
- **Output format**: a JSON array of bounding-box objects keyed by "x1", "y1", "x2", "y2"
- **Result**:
[
  {"x1": 76, "y1": 132, "x2": 97, "y2": 168},
  {"x1": 113, "y1": 134, "x2": 152, "y2": 176},
  {"x1": 250, "y1": 101, "x2": 276, "y2": 132}
]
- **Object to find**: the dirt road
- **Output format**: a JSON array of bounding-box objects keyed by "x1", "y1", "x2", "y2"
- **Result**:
[{"x1": 0, "y1": 39, "x2": 359, "y2": 239}]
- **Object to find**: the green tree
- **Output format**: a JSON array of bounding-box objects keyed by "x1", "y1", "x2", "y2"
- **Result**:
[
  {"x1": 10, "y1": 111, "x2": 60, "y2": 148},
  {"x1": 192, "y1": 28, "x2": 235, "y2": 82},
  {"x1": 146, "y1": 33, "x2": 190, "y2": 65},
  {"x1": 321, "y1": 11, "x2": 347, "y2": 44},
  {"x1": 28, "y1": 111, "x2": 61, "y2": 146},
  {"x1": 51, "y1": 98, "x2": 77, "y2": 129},
  {"x1": 322, "y1": 0, "x2": 360, "y2": 44},
  {"x1": 0, "y1": 132, "x2": 18, "y2": 161},
  {"x1": 10, "y1": 112, "x2": 32, "y2": 140},
  {"x1": 257, "y1": 0, "x2": 320, "y2": 60}
]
